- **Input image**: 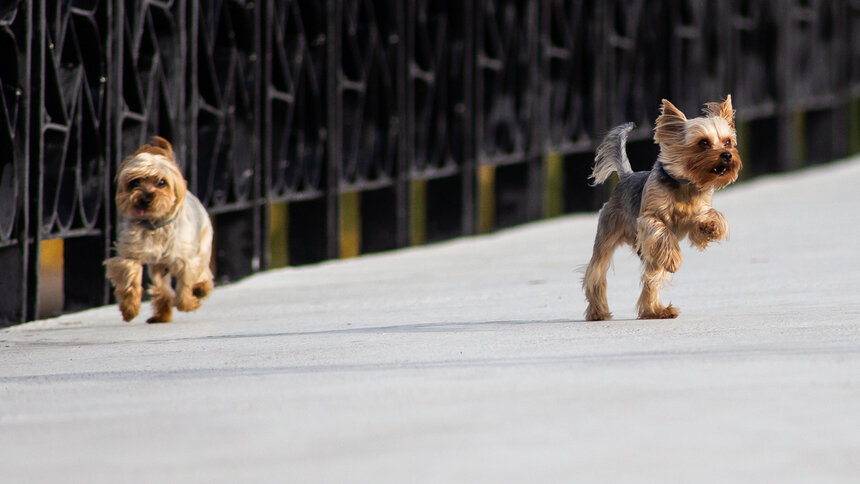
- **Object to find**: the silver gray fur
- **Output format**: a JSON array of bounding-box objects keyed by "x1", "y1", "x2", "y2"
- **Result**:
[{"x1": 590, "y1": 122, "x2": 635, "y2": 186}]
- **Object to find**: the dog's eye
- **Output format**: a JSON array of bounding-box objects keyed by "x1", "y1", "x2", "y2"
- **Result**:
[
  {"x1": 156, "y1": 179, "x2": 167, "y2": 188},
  {"x1": 128, "y1": 179, "x2": 141, "y2": 189},
  {"x1": 698, "y1": 139, "x2": 711, "y2": 148},
  {"x1": 724, "y1": 139, "x2": 732, "y2": 148}
]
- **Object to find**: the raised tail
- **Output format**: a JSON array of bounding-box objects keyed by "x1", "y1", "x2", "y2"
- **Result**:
[{"x1": 589, "y1": 122, "x2": 635, "y2": 186}]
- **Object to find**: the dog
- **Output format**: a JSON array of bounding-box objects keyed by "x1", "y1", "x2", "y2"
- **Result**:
[
  {"x1": 583, "y1": 96, "x2": 741, "y2": 320},
  {"x1": 105, "y1": 136, "x2": 214, "y2": 323}
]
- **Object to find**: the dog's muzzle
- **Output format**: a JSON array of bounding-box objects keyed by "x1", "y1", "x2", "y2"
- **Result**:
[{"x1": 711, "y1": 152, "x2": 733, "y2": 176}]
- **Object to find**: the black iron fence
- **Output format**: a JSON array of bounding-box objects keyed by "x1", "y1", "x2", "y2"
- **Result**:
[{"x1": 1, "y1": 0, "x2": 858, "y2": 325}]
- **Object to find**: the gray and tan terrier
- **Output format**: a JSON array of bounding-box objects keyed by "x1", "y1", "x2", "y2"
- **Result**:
[
  {"x1": 583, "y1": 96, "x2": 742, "y2": 320},
  {"x1": 105, "y1": 137, "x2": 214, "y2": 323}
]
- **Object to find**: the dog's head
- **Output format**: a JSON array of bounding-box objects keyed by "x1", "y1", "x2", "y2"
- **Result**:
[
  {"x1": 653, "y1": 96, "x2": 742, "y2": 190},
  {"x1": 115, "y1": 136, "x2": 186, "y2": 223}
]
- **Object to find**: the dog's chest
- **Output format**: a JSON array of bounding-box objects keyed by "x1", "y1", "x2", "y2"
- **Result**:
[
  {"x1": 668, "y1": 192, "x2": 709, "y2": 227},
  {"x1": 670, "y1": 199, "x2": 697, "y2": 222},
  {"x1": 120, "y1": 225, "x2": 178, "y2": 264}
]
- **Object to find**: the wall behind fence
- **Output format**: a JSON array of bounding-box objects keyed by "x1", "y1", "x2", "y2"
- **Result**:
[{"x1": 1, "y1": 0, "x2": 858, "y2": 326}]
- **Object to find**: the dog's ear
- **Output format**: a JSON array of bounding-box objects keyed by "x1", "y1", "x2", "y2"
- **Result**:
[
  {"x1": 702, "y1": 95, "x2": 735, "y2": 129},
  {"x1": 147, "y1": 136, "x2": 175, "y2": 162},
  {"x1": 654, "y1": 99, "x2": 688, "y2": 145},
  {"x1": 135, "y1": 136, "x2": 175, "y2": 163}
]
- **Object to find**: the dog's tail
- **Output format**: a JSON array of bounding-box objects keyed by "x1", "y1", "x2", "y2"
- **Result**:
[{"x1": 589, "y1": 122, "x2": 635, "y2": 186}]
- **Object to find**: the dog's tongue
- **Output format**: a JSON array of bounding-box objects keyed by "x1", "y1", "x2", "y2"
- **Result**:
[{"x1": 136, "y1": 208, "x2": 146, "y2": 217}]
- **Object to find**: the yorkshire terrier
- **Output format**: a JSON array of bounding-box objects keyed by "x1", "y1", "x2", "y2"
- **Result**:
[
  {"x1": 583, "y1": 96, "x2": 741, "y2": 320},
  {"x1": 105, "y1": 137, "x2": 214, "y2": 323}
]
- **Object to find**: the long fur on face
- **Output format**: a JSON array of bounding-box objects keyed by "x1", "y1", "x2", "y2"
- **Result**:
[
  {"x1": 654, "y1": 97, "x2": 742, "y2": 190},
  {"x1": 115, "y1": 137, "x2": 187, "y2": 224}
]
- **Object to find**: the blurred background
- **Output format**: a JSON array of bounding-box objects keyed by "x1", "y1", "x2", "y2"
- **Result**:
[{"x1": 1, "y1": 0, "x2": 858, "y2": 325}]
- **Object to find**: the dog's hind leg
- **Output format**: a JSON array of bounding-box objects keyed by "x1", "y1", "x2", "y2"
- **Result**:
[
  {"x1": 583, "y1": 211, "x2": 623, "y2": 321},
  {"x1": 174, "y1": 265, "x2": 202, "y2": 313},
  {"x1": 147, "y1": 264, "x2": 174, "y2": 323}
]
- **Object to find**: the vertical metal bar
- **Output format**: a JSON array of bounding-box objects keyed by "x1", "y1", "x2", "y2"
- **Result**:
[
  {"x1": 25, "y1": 0, "x2": 45, "y2": 322},
  {"x1": 527, "y1": 0, "x2": 542, "y2": 221},
  {"x1": 253, "y1": 0, "x2": 264, "y2": 273},
  {"x1": 461, "y1": 0, "x2": 475, "y2": 236},
  {"x1": 0, "y1": 0, "x2": 32, "y2": 326},
  {"x1": 471, "y1": 0, "x2": 484, "y2": 232},
  {"x1": 64, "y1": 1, "x2": 113, "y2": 313},
  {"x1": 260, "y1": 0, "x2": 274, "y2": 271},
  {"x1": 776, "y1": 1, "x2": 794, "y2": 171},
  {"x1": 326, "y1": 0, "x2": 341, "y2": 259},
  {"x1": 396, "y1": 0, "x2": 409, "y2": 248}
]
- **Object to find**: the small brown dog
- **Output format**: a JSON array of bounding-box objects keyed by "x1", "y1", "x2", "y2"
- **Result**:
[
  {"x1": 105, "y1": 137, "x2": 214, "y2": 323},
  {"x1": 583, "y1": 96, "x2": 741, "y2": 320}
]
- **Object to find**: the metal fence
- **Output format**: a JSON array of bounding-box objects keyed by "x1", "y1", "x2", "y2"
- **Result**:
[{"x1": 1, "y1": 0, "x2": 858, "y2": 325}]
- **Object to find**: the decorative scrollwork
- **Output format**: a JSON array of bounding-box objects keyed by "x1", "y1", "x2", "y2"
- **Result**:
[
  {"x1": 40, "y1": 1, "x2": 109, "y2": 236},
  {"x1": 603, "y1": 0, "x2": 669, "y2": 129},
  {"x1": 193, "y1": 0, "x2": 258, "y2": 208},
  {"x1": 542, "y1": 0, "x2": 594, "y2": 152},
  {"x1": 783, "y1": 0, "x2": 841, "y2": 107},
  {"x1": 669, "y1": 0, "x2": 728, "y2": 111},
  {"x1": 0, "y1": 1, "x2": 26, "y2": 246},
  {"x1": 408, "y1": 0, "x2": 466, "y2": 177},
  {"x1": 476, "y1": 0, "x2": 537, "y2": 165},
  {"x1": 730, "y1": 0, "x2": 780, "y2": 116},
  {"x1": 266, "y1": 0, "x2": 328, "y2": 200},
  {"x1": 338, "y1": 0, "x2": 400, "y2": 188},
  {"x1": 118, "y1": 0, "x2": 184, "y2": 165}
]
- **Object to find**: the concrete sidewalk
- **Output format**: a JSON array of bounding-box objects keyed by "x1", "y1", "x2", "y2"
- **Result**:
[{"x1": 2, "y1": 157, "x2": 860, "y2": 483}]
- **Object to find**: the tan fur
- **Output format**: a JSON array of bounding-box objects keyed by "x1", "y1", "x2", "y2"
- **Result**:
[
  {"x1": 105, "y1": 137, "x2": 214, "y2": 323},
  {"x1": 583, "y1": 96, "x2": 741, "y2": 320}
]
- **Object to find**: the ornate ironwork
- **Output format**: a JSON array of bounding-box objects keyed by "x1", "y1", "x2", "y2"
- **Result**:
[
  {"x1": 407, "y1": 0, "x2": 468, "y2": 178},
  {"x1": 0, "y1": 1, "x2": 27, "y2": 251},
  {"x1": 0, "y1": 0, "x2": 30, "y2": 322},
  {"x1": 116, "y1": 0, "x2": 185, "y2": 174},
  {"x1": 475, "y1": 0, "x2": 538, "y2": 167},
  {"x1": 40, "y1": 1, "x2": 109, "y2": 238},
  {"x1": 0, "y1": 0, "x2": 857, "y2": 325},
  {"x1": 541, "y1": 0, "x2": 595, "y2": 153},
  {"x1": 265, "y1": 0, "x2": 328, "y2": 201}
]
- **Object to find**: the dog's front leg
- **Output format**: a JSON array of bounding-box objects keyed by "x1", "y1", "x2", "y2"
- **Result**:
[
  {"x1": 637, "y1": 215, "x2": 682, "y2": 273},
  {"x1": 105, "y1": 257, "x2": 144, "y2": 321}
]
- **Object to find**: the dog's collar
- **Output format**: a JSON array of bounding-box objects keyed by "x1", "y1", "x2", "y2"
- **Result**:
[
  {"x1": 134, "y1": 213, "x2": 178, "y2": 230},
  {"x1": 657, "y1": 161, "x2": 692, "y2": 186}
]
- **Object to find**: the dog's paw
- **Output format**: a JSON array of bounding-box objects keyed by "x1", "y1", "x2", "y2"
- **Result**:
[
  {"x1": 175, "y1": 293, "x2": 202, "y2": 312},
  {"x1": 192, "y1": 279, "x2": 214, "y2": 300},
  {"x1": 585, "y1": 307, "x2": 612, "y2": 321},
  {"x1": 119, "y1": 297, "x2": 140, "y2": 322},
  {"x1": 698, "y1": 220, "x2": 722, "y2": 240},
  {"x1": 639, "y1": 304, "x2": 679, "y2": 320}
]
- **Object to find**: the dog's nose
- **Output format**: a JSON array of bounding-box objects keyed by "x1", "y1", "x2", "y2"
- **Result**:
[
  {"x1": 140, "y1": 195, "x2": 153, "y2": 207},
  {"x1": 720, "y1": 151, "x2": 732, "y2": 163}
]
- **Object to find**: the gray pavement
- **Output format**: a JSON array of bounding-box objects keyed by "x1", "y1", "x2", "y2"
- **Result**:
[{"x1": 2, "y1": 156, "x2": 860, "y2": 483}]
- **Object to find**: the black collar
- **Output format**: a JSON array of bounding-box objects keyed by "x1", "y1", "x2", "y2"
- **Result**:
[
  {"x1": 134, "y1": 213, "x2": 178, "y2": 230},
  {"x1": 656, "y1": 161, "x2": 692, "y2": 186}
]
